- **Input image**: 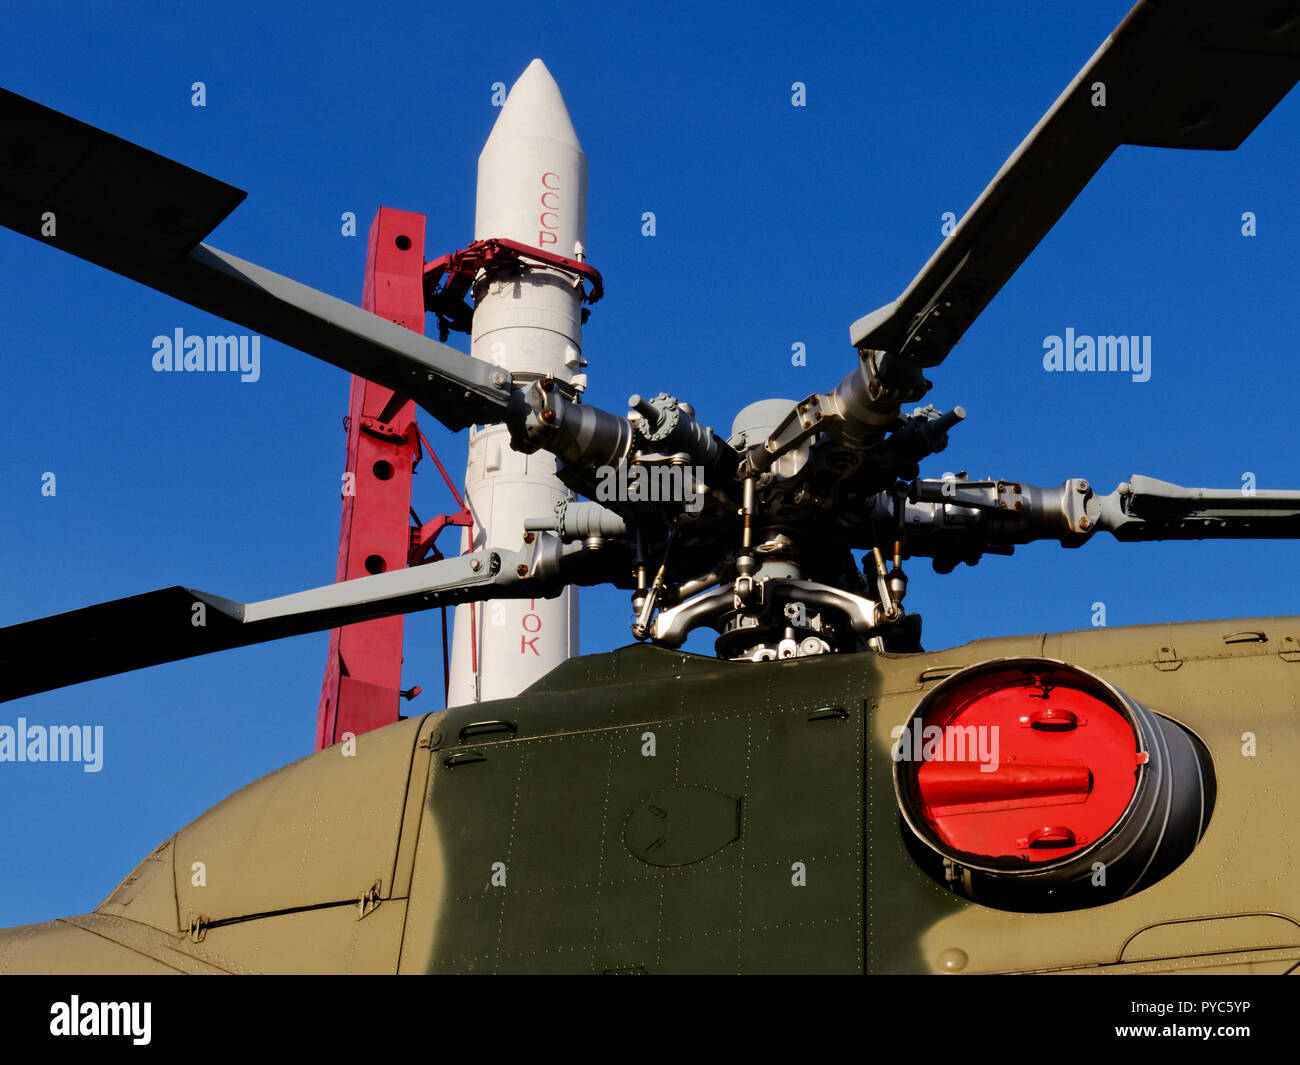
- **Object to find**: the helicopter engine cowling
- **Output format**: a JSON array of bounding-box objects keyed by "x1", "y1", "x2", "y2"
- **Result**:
[{"x1": 892, "y1": 658, "x2": 1214, "y2": 912}]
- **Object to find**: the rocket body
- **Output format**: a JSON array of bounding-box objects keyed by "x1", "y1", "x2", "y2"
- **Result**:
[{"x1": 447, "y1": 61, "x2": 586, "y2": 706}]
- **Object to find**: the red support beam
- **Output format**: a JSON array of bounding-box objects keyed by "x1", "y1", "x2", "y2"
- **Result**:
[{"x1": 315, "y1": 208, "x2": 426, "y2": 750}]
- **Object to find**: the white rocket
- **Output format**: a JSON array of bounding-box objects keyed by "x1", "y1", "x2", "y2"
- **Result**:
[{"x1": 446, "y1": 60, "x2": 587, "y2": 705}]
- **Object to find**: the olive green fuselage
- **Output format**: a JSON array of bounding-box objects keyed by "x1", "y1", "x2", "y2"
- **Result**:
[{"x1": 1, "y1": 615, "x2": 1297, "y2": 974}]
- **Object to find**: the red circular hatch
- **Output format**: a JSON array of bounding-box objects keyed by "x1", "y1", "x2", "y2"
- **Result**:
[{"x1": 896, "y1": 662, "x2": 1148, "y2": 865}]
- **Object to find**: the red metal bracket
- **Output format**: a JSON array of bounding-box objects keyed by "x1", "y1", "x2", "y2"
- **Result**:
[
  {"x1": 407, "y1": 427, "x2": 472, "y2": 565},
  {"x1": 423, "y1": 237, "x2": 603, "y2": 341},
  {"x1": 316, "y1": 207, "x2": 426, "y2": 751},
  {"x1": 317, "y1": 209, "x2": 501, "y2": 746},
  {"x1": 409, "y1": 508, "x2": 472, "y2": 565}
]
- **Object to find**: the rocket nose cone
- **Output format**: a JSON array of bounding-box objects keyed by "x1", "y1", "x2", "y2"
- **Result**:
[{"x1": 485, "y1": 58, "x2": 583, "y2": 152}]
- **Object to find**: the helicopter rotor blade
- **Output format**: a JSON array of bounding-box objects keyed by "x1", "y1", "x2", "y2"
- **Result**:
[
  {"x1": 893, "y1": 475, "x2": 1300, "y2": 572},
  {"x1": 849, "y1": 0, "x2": 1300, "y2": 367},
  {"x1": 0, "y1": 87, "x2": 510, "y2": 431},
  {"x1": 0, "y1": 548, "x2": 540, "y2": 703},
  {"x1": 1094, "y1": 475, "x2": 1300, "y2": 542}
]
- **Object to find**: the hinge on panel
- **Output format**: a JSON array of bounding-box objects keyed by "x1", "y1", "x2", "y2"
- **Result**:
[
  {"x1": 1281, "y1": 635, "x2": 1300, "y2": 663},
  {"x1": 358, "y1": 414, "x2": 407, "y2": 444},
  {"x1": 1154, "y1": 644, "x2": 1182, "y2": 671},
  {"x1": 941, "y1": 858, "x2": 973, "y2": 896},
  {"x1": 358, "y1": 880, "x2": 382, "y2": 920},
  {"x1": 187, "y1": 915, "x2": 209, "y2": 943},
  {"x1": 417, "y1": 730, "x2": 442, "y2": 750}
]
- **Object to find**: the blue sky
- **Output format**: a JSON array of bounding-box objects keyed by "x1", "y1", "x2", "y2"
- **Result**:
[{"x1": 0, "y1": 0, "x2": 1296, "y2": 927}]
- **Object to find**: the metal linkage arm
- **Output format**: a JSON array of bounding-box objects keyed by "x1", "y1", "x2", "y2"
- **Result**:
[
  {"x1": 742, "y1": 351, "x2": 929, "y2": 478},
  {"x1": 887, "y1": 475, "x2": 1300, "y2": 571}
]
